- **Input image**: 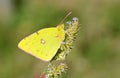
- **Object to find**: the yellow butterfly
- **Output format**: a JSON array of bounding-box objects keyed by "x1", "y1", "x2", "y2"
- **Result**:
[
  {"x1": 18, "y1": 24, "x2": 65, "y2": 61},
  {"x1": 18, "y1": 12, "x2": 72, "y2": 61}
]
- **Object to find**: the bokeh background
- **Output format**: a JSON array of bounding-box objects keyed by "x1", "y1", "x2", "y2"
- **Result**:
[{"x1": 0, "y1": 0, "x2": 120, "y2": 78}]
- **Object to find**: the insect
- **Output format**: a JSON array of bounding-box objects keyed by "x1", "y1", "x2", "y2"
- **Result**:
[{"x1": 18, "y1": 12, "x2": 72, "y2": 61}]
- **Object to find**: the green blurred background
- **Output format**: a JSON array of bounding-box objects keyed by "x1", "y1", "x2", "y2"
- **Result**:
[{"x1": 0, "y1": 0, "x2": 120, "y2": 78}]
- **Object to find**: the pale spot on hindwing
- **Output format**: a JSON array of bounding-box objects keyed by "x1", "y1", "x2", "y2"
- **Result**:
[{"x1": 40, "y1": 39, "x2": 46, "y2": 44}]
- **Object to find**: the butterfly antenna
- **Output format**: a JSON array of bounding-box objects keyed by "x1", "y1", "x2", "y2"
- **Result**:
[{"x1": 59, "y1": 11, "x2": 72, "y2": 25}]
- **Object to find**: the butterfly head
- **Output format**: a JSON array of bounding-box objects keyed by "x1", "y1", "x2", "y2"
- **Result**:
[{"x1": 57, "y1": 24, "x2": 64, "y2": 31}]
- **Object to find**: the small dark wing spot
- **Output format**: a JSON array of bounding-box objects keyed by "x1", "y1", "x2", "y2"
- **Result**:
[
  {"x1": 45, "y1": 53, "x2": 48, "y2": 56},
  {"x1": 55, "y1": 34, "x2": 61, "y2": 39},
  {"x1": 36, "y1": 49, "x2": 39, "y2": 52},
  {"x1": 36, "y1": 31, "x2": 39, "y2": 35}
]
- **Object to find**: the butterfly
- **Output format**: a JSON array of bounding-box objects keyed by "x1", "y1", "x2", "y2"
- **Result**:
[
  {"x1": 18, "y1": 12, "x2": 72, "y2": 61},
  {"x1": 18, "y1": 24, "x2": 65, "y2": 61}
]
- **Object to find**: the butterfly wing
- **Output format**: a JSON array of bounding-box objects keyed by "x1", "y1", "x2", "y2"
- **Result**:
[{"x1": 18, "y1": 24, "x2": 65, "y2": 61}]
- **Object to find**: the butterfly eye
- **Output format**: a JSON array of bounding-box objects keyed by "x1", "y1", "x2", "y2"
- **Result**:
[{"x1": 57, "y1": 24, "x2": 64, "y2": 31}]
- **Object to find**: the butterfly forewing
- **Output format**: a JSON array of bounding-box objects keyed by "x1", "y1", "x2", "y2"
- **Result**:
[{"x1": 18, "y1": 24, "x2": 65, "y2": 61}]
